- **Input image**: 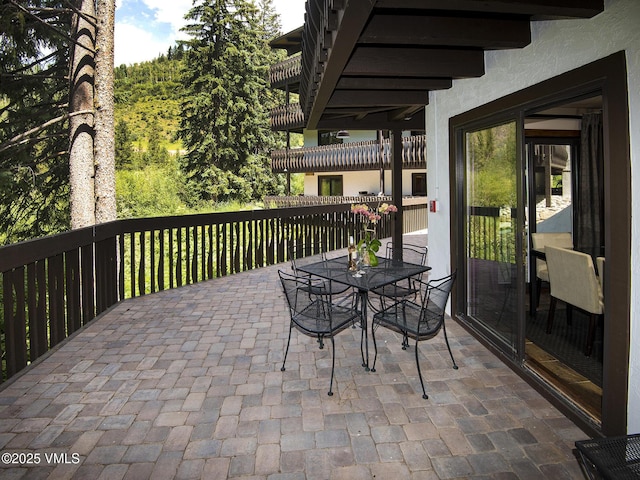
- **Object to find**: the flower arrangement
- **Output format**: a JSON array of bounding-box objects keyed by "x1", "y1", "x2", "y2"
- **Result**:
[{"x1": 351, "y1": 199, "x2": 398, "y2": 266}]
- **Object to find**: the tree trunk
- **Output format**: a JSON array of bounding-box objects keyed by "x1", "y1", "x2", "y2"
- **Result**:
[
  {"x1": 94, "y1": 0, "x2": 117, "y2": 224},
  {"x1": 69, "y1": 0, "x2": 96, "y2": 229}
]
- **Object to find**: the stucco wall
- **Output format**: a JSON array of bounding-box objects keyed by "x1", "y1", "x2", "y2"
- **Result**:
[
  {"x1": 304, "y1": 169, "x2": 425, "y2": 197},
  {"x1": 425, "y1": 0, "x2": 640, "y2": 432}
]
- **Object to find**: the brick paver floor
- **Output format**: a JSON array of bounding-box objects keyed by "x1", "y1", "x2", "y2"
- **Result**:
[{"x1": 0, "y1": 234, "x2": 588, "y2": 479}]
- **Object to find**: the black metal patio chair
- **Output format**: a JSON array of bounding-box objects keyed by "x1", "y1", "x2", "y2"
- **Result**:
[
  {"x1": 371, "y1": 242, "x2": 428, "y2": 309},
  {"x1": 288, "y1": 245, "x2": 352, "y2": 297},
  {"x1": 278, "y1": 270, "x2": 360, "y2": 396},
  {"x1": 371, "y1": 272, "x2": 458, "y2": 399}
]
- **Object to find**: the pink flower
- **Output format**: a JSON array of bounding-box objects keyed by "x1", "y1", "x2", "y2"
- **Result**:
[
  {"x1": 378, "y1": 203, "x2": 398, "y2": 214},
  {"x1": 351, "y1": 202, "x2": 396, "y2": 227}
]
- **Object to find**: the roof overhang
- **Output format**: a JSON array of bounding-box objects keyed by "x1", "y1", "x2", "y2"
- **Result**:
[
  {"x1": 300, "y1": 0, "x2": 604, "y2": 131},
  {"x1": 270, "y1": 26, "x2": 304, "y2": 55}
]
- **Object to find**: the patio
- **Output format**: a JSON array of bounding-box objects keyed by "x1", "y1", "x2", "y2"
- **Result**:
[{"x1": 0, "y1": 233, "x2": 588, "y2": 479}]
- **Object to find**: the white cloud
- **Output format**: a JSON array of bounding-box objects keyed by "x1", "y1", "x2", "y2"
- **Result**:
[
  {"x1": 274, "y1": 0, "x2": 305, "y2": 33},
  {"x1": 140, "y1": 0, "x2": 192, "y2": 35},
  {"x1": 114, "y1": 0, "x2": 305, "y2": 65},
  {"x1": 114, "y1": 23, "x2": 172, "y2": 66}
]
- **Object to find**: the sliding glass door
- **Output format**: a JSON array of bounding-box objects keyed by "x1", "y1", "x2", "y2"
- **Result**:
[
  {"x1": 463, "y1": 120, "x2": 522, "y2": 353},
  {"x1": 451, "y1": 53, "x2": 631, "y2": 435}
]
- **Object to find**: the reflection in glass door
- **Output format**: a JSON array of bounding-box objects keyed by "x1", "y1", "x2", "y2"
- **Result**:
[
  {"x1": 525, "y1": 137, "x2": 603, "y2": 421},
  {"x1": 464, "y1": 121, "x2": 519, "y2": 350}
]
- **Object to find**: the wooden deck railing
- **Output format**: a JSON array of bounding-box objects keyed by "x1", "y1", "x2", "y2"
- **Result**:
[
  {"x1": 0, "y1": 203, "x2": 405, "y2": 383},
  {"x1": 468, "y1": 206, "x2": 517, "y2": 262},
  {"x1": 270, "y1": 103, "x2": 305, "y2": 131},
  {"x1": 265, "y1": 196, "x2": 428, "y2": 234},
  {"x1": 270, "y1": 54, "x2": 302, "y2": 89},
  {"x1": 271, "y1": 134, "x2": 426, "y2": 173}
]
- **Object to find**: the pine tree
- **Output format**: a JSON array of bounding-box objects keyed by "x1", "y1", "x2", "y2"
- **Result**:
[
  {"x1": 178, "y1": 0, "x2": 285, "y2": 204},
  {"x1": 115, "y1": 120, "x2": 136, "y2": 168},
  {"x1": 0, "y1": 0, "x2": 117, "y2": 241},
  {"x1": 0, "y1": 0, "x2": 74, "y2": 241}
]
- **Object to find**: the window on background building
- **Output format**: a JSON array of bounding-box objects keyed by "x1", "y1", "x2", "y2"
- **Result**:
[
  {"x1": 318, "y1": 175, "x2": 343, "y2": 196},
  {"x1": 412, "y1": 173, "x2": 427, "y2": 196},
  {"x1": 318, "y1": 131, "x2": 344, "y2": 146}
]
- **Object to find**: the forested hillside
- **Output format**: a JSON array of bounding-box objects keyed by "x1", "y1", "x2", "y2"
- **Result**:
[
  {"x1": 113, "y1": 21, "x2": 288, "y2": 219},
  {"x1": 115, "y1": 47, "x2": 185, "y2": 158},
  {"x1": 113, "y1": 49, "x2": 189, "y2": 219}
]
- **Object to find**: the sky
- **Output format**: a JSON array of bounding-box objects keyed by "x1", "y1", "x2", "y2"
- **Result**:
[{"x1": 114, "y1": 0, "x2": 306, "y2": 66}]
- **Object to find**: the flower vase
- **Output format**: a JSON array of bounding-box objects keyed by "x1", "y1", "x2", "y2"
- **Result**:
[
  {"x1": 358, "y1": 230, "x2": 381, "y2": 268},
  {"x1": 367, "y1": 248, "x2": 379, "y2": 267},
  {"x1": 360, "y1": 242, "x2": 378, "y2": 267},
  {"x1": 360, "y1": 244, "x2": 371, "y2": 267}
]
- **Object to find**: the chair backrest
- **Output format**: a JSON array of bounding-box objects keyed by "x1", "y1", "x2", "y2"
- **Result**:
[
  {"x1": 596, "y1": 256, "x2": 605, "y2": 291},
  {"x1": 531, "y1": 232, "x2": 573, "y2": 276},
  {"x1": 278, "y1": 270, "x2": 321, "y2": 317},
  {"x1": 288, "y1": 245, "x2": 327, "y2": 275},
  {"x1": 423, "y1": 270, "x2": 456, "y2": 310},
  {"x1": 545, "y1": 246, "x2": 603, "y2": 314},
  {"x1": 385, "y1": 242, "x2": 428, "y2": 265},
  {"x1": 416, "y1": 272, "x2": 456, "y2": 335}
]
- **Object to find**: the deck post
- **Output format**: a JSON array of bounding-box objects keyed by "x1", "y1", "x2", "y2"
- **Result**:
[{"x1": 391, "y1": 128, "x2": 403, "y2": 260}]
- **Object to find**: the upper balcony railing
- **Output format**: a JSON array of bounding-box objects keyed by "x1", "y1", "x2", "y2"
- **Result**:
[
  {"x1": 2, "y1": 202, "x2": 433, "y2": 384},
  {"x1": 270, "y1": 54, "x2": 302, "y2": 90},
  {"x1": 271, "y1": 134, "x2": 426, "y2": 173},
  {"x1": 264, "y1": 196, "x2": 429, "y2": 235},
  {"x1": 270, "y1": 103, "x2": 305, "y2": 131}
]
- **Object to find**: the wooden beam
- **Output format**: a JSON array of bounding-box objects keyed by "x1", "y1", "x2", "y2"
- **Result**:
[
  {"x1": 328, "y1": 90, "x2": 429, "y2": 107},
  {"x1": 306, "y1": 0, "x2": 376, "y2": 129},
  {"x1": 322, "y1": 107, "x2": 391, "y2": 115},
  {"x1": 344, "y1": 47, "x2": 485, "y2": 78},
  {"x1": 387, "y1": 105, "x2": 425, "y2": 122},
  {"x1": 361, "y1": 15, "x2": 531, "y2": 49},
  {"x1": 337, "y1": 77, "x2": 452, "y2": 90},
  {"x1": 374, "y1": 0, "x2": 604, "y2": 19},
  {"x1": 316, "y1": 110, "x2": 425, "y2": 130}
]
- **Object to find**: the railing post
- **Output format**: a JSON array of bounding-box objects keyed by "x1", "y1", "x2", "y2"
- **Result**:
[{"x1": 391, "y1": 129, "x2": 404, "y2": 260}]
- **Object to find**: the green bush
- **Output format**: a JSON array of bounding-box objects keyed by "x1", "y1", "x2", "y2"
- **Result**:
[{"x1": 116, "y1": 163, "x2": 189, "y2": 218}]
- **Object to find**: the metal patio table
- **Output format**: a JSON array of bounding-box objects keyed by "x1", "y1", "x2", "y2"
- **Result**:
[
  {"x1": 297, "y1": 255, "x2": 431, "y2": 370},
  {"x1": 575, "y1": 434, "x2": 640, "y2": 479}
]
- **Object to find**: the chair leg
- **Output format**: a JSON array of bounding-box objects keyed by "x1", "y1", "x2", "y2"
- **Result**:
[
  {"x1": 442, "y1": 320, "x2": 458, "y2": 370},
  {"x1": 535, "y1": 278, "x2": 542, "y2": 309},
  {"x1": 546, "y1": 296, "x2": 557, "y2": 334},
  {"x1": 584, "y1": 314, "x2": 599, "y2": 357},
  {"x1": 401, "y1": 303, "x2": 409, "y2": 350},
  {"x1": 401, "y1": 332, "x2": 409, "y2": 350},
  {"x1": 414, "y1": 341, "x2": 428, "y2": 399},
  {"x1": 328, "y1": 336, "x2": 336, "y2": 396},
  {"x1": 281, "y1": 325, "x2": 293, "y2": 372},
  {"x1": 370, "y1": 323, "x2": 378, "y2": 373}
]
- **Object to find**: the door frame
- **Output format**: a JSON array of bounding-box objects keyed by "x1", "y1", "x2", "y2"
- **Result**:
[{"x1": 449, "y1": 52, "x2": 630, "y2": 436}]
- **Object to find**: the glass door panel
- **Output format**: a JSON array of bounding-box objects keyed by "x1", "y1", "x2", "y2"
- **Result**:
[
  {"x1": 531, "y1": 143, "x2": 574, "y2": 234},
  {"x1": 465, "y1": 121, "x2": 518, "y2": 348},
  {"x1": 526, "y1": 137, "x2": 604, "y2": 403}
]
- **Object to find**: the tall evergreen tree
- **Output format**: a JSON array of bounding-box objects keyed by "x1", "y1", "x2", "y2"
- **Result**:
[
  {"x1": 115, "y1": 120, "x2": 135, "y2": 168},
  {"x1": 178, "y1": 0, "x2": 285, "y2": 204},
  {"x1": 144, "y1": 118, "x2": 169, "y2": 165},
  {"x1": 94, "y1": 0, "x2": 116, "y2": 224},
  {"x1": 69, "y1": 0, "x2": 97, "y2": 229},
  {"x1": 0, "y1": 0, "x2": 117, "y2": 241},
  {"x1": 0, "y1": 0, "x2": 74, "y2": 241}
]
